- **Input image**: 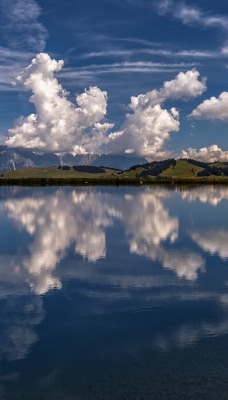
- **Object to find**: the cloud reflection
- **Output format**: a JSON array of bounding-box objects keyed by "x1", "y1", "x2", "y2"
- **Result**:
[
  {"x1": 191, "y1": 230, "x2": 228, "y2": 259},
  {"x1": 0, "y1": 186, "x2": 228, "y2": 360},
  {"x1": 181, "y1": 186, "x2": 228, "y2": 206},
  {"x1": 2, "y1": 187, "x2": 211, "y2": 295},
  {"x1": 0, "y1": 295, "x2": 44, "y2": 361},
  {"x1": 5, "y1": 189, "x2": 113, "y2": 294}
]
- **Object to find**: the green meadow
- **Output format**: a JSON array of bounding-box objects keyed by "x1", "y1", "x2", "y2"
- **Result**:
[{"x1": 1, "y1": 160, "x2": 228, "y2": 185}]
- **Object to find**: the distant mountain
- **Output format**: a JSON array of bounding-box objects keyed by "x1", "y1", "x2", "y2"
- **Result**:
[{"x1": 0, "y1": 146, "x2": 147, "y2": 171}]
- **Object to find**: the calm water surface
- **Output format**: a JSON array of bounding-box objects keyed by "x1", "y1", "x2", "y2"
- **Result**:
[{"x1": 0, "y1": 185, "x2": 228, "y2": 399}]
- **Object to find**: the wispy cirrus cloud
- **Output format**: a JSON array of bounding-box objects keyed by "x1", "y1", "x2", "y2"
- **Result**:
[
  {"x1": 0, "y1": 0, "x2": 48, "y2": 52},
  {"x1": 156, "y1": 0, "x2": 228, "y2": 32},
  {"x1": 78, "y1": 47, "x2": 225, "y2": 60},
  {"x1": 0, "y1": 0, "x2": 48, "y2": 91},
  {"x1": 58, "y1": 61, "x2": 199, "y2": 79},
  {"x1": 0, "y1": 47, "x2": 35, "y2": 91}
]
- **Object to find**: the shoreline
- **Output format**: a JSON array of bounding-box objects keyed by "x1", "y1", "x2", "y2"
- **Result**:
[{"x1": 1, "y1": 177, "x2": 228, "y2": 186}]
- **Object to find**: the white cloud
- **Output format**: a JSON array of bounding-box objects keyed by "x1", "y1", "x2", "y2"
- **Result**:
[
  {"x1": 6, "y1": 53, "x2": 111, "y2": 153},
  {"x1": 78, "y1": 47, "x2": 221, "y2": 60},
  {"x1": 190, "y1": 91, "x2": 228, "y2": 120},
  {"x1": 58, "y1": 61, "x2": 198, "y2": 79},
  {"x1": 6, "y1": 53, "x2": 206, "y2": 156},
  {"x1": 181, "y1": 145, "x2": 228, "y2": 162},
  {"x1": 107, "y1": 69, "x2": 206, "y2": 156},
  {"x1": 176, "y1": 49, "x2": 216, "y2": 58},
  {"x1": 221, "y1": 46, "x2": 228, "y2": 55},
  {"x1": 161, "y1": 69, "x2": 206, "y2": 100},
  {"x1": 107, "y1": 104, "x2": 180, "y2": 157}
]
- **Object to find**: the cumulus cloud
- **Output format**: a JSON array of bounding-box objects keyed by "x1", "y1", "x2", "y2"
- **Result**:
[
  {"x1": 181, "y1": 145, "x2": 228, "y2": 162},
  {"x1": 161, "y1": 69, "x2": 207, "y2": 100},
  {"x1": 107, "y1": 69, "x2": 206, "y2": 156},
  {"x1": 6, "y1": 53, "x2": 206, "y2": 156},
  {"x1": 107, "y1": 104, "x2": 180, "y2": 157},
  {"x1": 190, "y1": 91, "x2": 228, "y2": 120},
  {"x1": 6, "y1": 53, "x2": 112, "y2": 153}
]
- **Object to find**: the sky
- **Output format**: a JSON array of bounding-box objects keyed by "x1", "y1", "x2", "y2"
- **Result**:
[{"x1": 0, "y1": 0, "x2": 228, "y2": 160}]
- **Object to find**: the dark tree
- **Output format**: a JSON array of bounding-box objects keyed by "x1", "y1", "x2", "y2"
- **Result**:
[
  {"x1": 197, "y1": 169, "x2": 210, "y2": 177},
  {"x1": 73, "y1": 166, "x2": 105, "y2": 174},
  {"x1": 139, "y1": 159, "x2": 176, "y2": 177}
]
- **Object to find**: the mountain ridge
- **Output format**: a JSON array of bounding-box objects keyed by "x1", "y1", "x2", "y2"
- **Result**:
[{"x1": 0, "y1": 146, "x2": 147, "y2": 171}]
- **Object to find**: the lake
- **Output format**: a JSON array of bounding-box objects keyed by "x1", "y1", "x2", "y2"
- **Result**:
[{"x1": 0, "y1": 185, "x2": 228, "y2": 399}]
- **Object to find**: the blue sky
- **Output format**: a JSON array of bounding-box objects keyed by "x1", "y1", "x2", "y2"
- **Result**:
[{"x1": 0, "y1": 0, "x2": 228, "y2": 160}]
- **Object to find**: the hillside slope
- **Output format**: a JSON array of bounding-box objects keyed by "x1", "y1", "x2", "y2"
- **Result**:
[{"x1": 1, "y1": 159, "x2": 228, "y2": 184}]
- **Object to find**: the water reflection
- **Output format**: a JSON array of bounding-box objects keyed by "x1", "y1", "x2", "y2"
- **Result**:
[
  {"x1": 181, "y1": 186, "x2": 228, "y2": 206},
  {"x1": 4, "y1": 189, "x2": 112, "y2": 294},
  {"x1": 0, "y1": 185, "x2": 228, "y2": 368},
  {"x1": 0, "y1": 296, "x2": 43, "y2": 361},
  {"x1": 191, "y1": 230, "x2": 228, "y2": 259},
  {"x1": 2, "y1": 186, "x2": 228, "y2": 295}
]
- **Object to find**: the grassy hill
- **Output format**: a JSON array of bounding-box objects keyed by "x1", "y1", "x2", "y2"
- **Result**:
[
  {"x1": 0, "y1": 166, "x2": 119, "y2": 179},
  {"x1": 0, "y1": 159, "x2": 228, "y2": 185}
]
